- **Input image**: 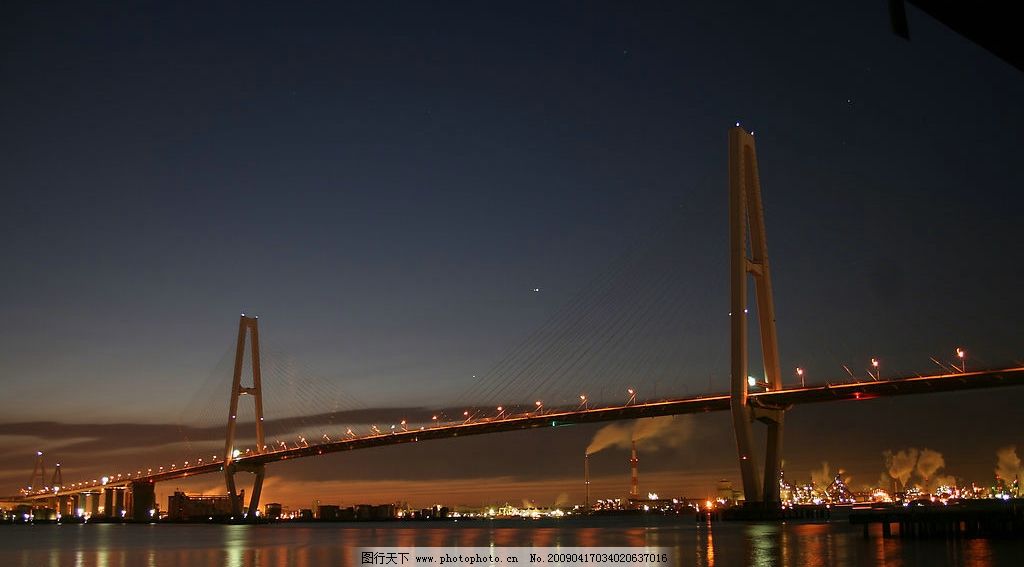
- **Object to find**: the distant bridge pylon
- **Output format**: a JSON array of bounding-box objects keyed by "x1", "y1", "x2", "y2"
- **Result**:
[
  {"x1": 25, "y1": 451, "x2": 46, "y2": 494},
  {"x1": 223, "y1": 314, "x2": 267, "y2": 518}
]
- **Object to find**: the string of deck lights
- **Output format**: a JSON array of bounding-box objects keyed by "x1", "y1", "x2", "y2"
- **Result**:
[{"x1": 18, "y1": 347, "x2": 978, "y2": 497}]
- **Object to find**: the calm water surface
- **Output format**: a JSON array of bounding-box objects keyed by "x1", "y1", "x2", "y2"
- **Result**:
[{"x1": 2, "y1": 518, "x2": 1023, "y2": 566}]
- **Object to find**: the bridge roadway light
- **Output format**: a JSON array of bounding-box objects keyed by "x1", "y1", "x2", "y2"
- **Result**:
[
  {"x1": 956, "y1": 348, "x2": 966, "y2": 372},
  {"x1": 871, "y1": 358, "x2": 880, "y2": 380},
  {"x1": 535, "y1": 400, "x2": 543, "y2": 414},
  {"x1": 627, "y1": 389, "x2": 636, "y2": 406},
  {"x1": 796, "y1": 368, "x2": 804, "y2": 387},
  {"x1": 747, "y1": 376, "x2": 757, "y2": 388},
  {"x1": 432, "y1": 415, "x2": 438, "y2": 427}
]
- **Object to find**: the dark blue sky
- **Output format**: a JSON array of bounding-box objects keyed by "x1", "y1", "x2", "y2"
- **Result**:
[{"x1": 2, "y1": 1, "x2": 1022, "y2": 505}]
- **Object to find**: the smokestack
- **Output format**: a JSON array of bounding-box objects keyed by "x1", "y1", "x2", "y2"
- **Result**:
[
  {"x1": 584, "y1": 453, "x2": 590, "y2": 511},
  {"x1": 630, "y1": 440, "x2": 639, "y2": 499}
]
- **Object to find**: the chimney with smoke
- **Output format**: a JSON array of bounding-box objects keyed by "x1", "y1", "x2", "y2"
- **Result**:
[
  {"x1": 630, "y1": 440, "x2": 639, "y2": 498},
  {"x1": 584, "y1": 453, "x2": 591, "y2": 511}
]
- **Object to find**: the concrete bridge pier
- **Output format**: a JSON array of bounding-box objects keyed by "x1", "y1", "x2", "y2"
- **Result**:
[
  {"x1": 114, "y1": 488, "x2": 125, "y2": 518},
  {"x1": 103, "y1": 488, "x2": 114, "y2": 517},
  {"x1": 225, "y1": 461, "x2": 265, "y2": 519}
]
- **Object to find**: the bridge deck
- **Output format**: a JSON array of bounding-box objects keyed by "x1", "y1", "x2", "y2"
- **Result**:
[{"x1": 9, "y1": 367, "x2": 1024, "y2": 501}]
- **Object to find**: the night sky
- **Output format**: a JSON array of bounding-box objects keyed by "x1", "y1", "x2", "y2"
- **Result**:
[{"x1": 2, "y1": 1, "x2": 1022, "y2": 509}]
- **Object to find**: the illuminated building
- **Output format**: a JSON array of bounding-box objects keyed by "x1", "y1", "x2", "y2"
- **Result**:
[
  {"x1": 167, "y1": 491, "x2": 243, "y2": 520},
  {"x1": 264, "y1": 502, "x2": 282, "y2": 519}
]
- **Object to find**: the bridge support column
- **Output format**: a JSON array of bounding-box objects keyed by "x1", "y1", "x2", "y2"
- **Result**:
[
  {"x1": 728, "y1": 126, "x2": 788, "y2": 509},
  {"x1": 223, "y1": 315, "x2": 267, "y2": 519},
  {"x1": 114, "y1": 489, "x2": 125, "y2": 519},
  {"x1": 129, "y1": 481, "x2": 155, "y2": 521},
  {"x1": 103, "y1": 488, "x2": 114, "y2": 517},
  {"x1": 88, "y1": 492, "x2": 99, "y2": 517},
  {"x1": 71, "y1": 494, "x2": 83, "y2": 517},
  {"x1": 225, "y1": 462, "x2": 265, "y2": 519},
  {"x1": 754, "y1": 407, "x2": 785, "y2": 505}
]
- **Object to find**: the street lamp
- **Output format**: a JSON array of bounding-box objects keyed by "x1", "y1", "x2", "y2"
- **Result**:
[
  {"x1": 871, "y1": 358, "x2": 880, "y2": 380},
  {"x1": 956, "y1": 348, "x2": 966, "y2": 373},
  {"x1": 626, "y1": 388, "x2": 636, "y2": 406},
  {"x1": 796, "y1": 367, "x2": 805, "y2": 388},
  {"x1": 578, "y1": 394, "x2": 588, "y2": 410},
  {"x1": 534, "y1": 400, "x2": 543, "y2": 414}
]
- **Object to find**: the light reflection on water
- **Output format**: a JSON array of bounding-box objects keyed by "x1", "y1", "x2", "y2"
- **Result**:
[{"x1": 1, "y1": 519, "x2": 1022, "y2": 567}]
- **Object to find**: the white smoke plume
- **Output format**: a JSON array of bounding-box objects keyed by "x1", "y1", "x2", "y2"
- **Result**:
[
  {"x1": 915, "y1": 448, "x2": 945, "y2": 489},
  {"x1": 883, "y1": 447, "x2": 948, "y2": 491},
  {"x1": 553, "y1": 492, "x2": 571, "y2": 507},
  {"x1": 876, "y1": 472, "x2": 892, "y2": 491},
  {"x1": 838, "y1": 468, "x2": 852, "y2": 487},
  {"x1": 884, "y1": 448, "x2": 919, "y2": 490},
  {"x1": 585, "y1": 416, "x2": 693, "y2": 455},
  {"x1": 995, "y1": 446, "x2": 1021, "y2": 483},
  {"x1": 810, "y1": 461, "x2": 831, "y2": 487}
]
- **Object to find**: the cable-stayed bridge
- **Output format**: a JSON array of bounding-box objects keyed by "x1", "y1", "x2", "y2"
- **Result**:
[{"x1": 6, "y1": 127, "x2": 1023, "y2": 520}]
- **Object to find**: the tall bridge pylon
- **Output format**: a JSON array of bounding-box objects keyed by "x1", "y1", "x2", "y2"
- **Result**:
[
  {"x1": 51, "y1": 462, "x2": 62, "y2": 490},
  {"x1": 223, "y1": 314, "x2": 267, "y2": 518},
  {"x1": 729, "y1": 126, "x2": 788, "y2": 507},
  {"x1": 25, "y1": 451, "x2": 46, "y2": 493}
]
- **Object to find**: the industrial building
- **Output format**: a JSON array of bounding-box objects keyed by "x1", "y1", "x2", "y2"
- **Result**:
[{"x1": 167, "y1": 491, "x2": 244, "y2": 520}]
